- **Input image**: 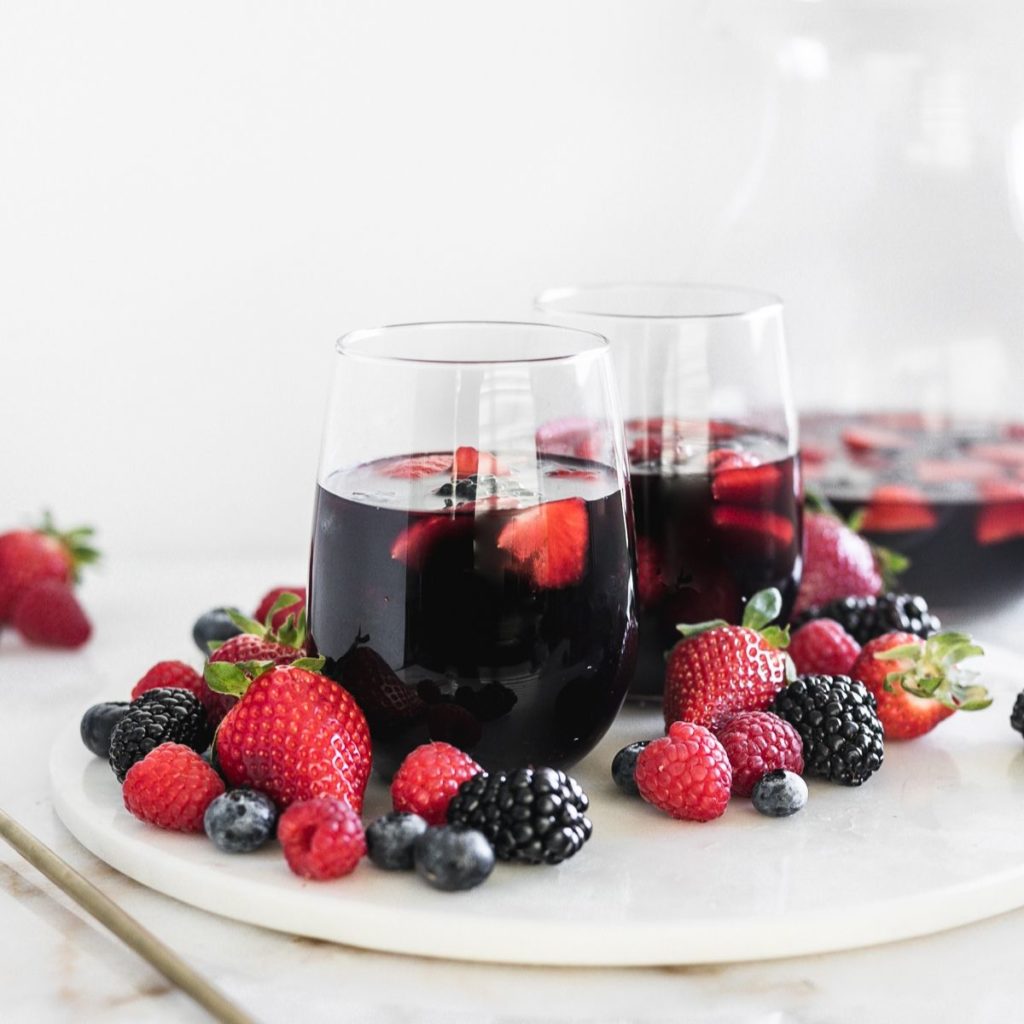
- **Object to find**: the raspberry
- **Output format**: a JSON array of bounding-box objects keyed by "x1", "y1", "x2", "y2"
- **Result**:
[
  {"x1": 254, "y1": 586, "x2": 306, "y2": 630},
  {"x1": 634, "y1": 722, "x2": 732, "y2": 822},
  {"x1": 391, "y1": 742, "x2": 482, "y2": 825},
  {"x1": 788, "y1": 620, "x2": 861, "y2": 677},
  {"x1": 278, "y1": 798, "x2": 366, "y2": 880},
  {"x1": 131, "y1": 660, "x2": 205, "y2": 702},
  {"x1": 714, "y1": 711, "x2": 804, "y2": 797},
  {"x1": 122, "y1": 744, "x2": 225, "y2": 832}
]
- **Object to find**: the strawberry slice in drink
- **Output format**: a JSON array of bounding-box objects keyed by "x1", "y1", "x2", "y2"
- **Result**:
[
  {"x1": 967, "y1": 442, "x2": 1024, "y2": 468},
  {"x1": 976, "y1": 481, "x2": 1024, "y2": 545},
  {"x1": 858, "y1": 485, "x2": 938, "y2": 532},
  {"x1": 915, "y1": 458, "x2": 1003, "y2": 485},
  {"x1": 711, "y1": 505, "x2": 795, "y2": 550},
  {"x1": 497, "y1": 497, "x2": 589, "y2": 589},
  {"x1": 536, "y1": 418, "x2": 606, "y2": 461},
  {"x1": 635, "y1": 535, "x2": 668, "y2": 607},
  {"x1": 842, "y1": 426, "x2": 912, "y2": 455},
  {"x1": 710, "y1": 450, "x2": 783, "y2": 505},
  {"x1": 454, "y1": 446, "x2": 510, "y2": 477},
  {"x1": 381, "y1": 453, "x2": 453, "y2": 479},
  {"x1": 391, "y1": 513, "x2": 472, "y2": 569}
]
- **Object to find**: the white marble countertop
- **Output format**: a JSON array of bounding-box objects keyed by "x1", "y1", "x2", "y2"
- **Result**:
[{"x1": 4, "y1": 556, "x2": 1023, "y2": 1023}]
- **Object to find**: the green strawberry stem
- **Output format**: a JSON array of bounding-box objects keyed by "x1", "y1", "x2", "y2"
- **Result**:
[
  {"x1": 39, "y1": 511, "x2": 100, "y2": 583},
  {"x1": 874, "y1": 631, "x2": 990, "y2": 711},
  {"x1": 204, "y1": 655, "x2": 325, "y2": 697},
  {"x1": 226, "y1": 592, "x2": 309, "y2": 650}
]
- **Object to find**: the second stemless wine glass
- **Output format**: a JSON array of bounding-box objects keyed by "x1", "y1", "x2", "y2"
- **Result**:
[
  {"x1": 537, "y1": 285, "x2": 802, "y2": 700},
  {"x1": 309, "y1": 322, "x2": 637, "y2": 776}
]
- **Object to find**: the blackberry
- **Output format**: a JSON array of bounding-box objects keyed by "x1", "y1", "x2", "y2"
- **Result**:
[
  {"x1": 446, "y1": 767, "x2": 592, "y2": 865},
  {"x1": 80, "y1": 701, "x2": 130, "y2": 759},
  {"x1": 109, "y1": 688, "x2": 212, "y2": 783},
  {"x1": 793, "y1": 592, "x2": 940, "y2": 646},
  {"x1": 773, "y1": 675, "x2": 884, "y2": 786},
  {"x1": 611, "y1": 741, "x2": 650, "y2": 796},
  {"x1": 1011, "y1": 691, "x2": 1024, "y2": 740}
]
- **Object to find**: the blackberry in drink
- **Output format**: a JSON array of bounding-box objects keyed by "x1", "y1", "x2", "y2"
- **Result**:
[{"x1": 308, "y1": 449, "x2": 637, "y2": 778}]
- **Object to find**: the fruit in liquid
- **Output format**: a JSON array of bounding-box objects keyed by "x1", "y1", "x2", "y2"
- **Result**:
[
  {"x1": 802, "y1": 411, "x2": 1024, "y2": 607},
  {"x1": 308, "y1": 452, "x2": 637, "y2": 777}
]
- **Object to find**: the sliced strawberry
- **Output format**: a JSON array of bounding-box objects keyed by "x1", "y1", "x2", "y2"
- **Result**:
[
  {"x1": 976, "y1": 481, "x2": 1024, "y2": 545},
  {"x1": 800, "y1": 442, "x2": 829, "y2": 466},
  {"x1": 536, "y1": 418, "x2": 606, "y2": 461},
  {"x1": 711, "y1": 505, "x2": 795, "y2": 549},
  {"x1": 390, "y1": 513, "x2": 471, "y2": 568},
  {"x1": 858, "y1": 486, "x2": 937, "y2": 532},
  {"x1": 546, "y1": 468, "x2": 600, "y2": 481},
  {"x1": 380, "y1": 454, "x2": 453, "y2": 479},
  {"x1": 635, "y1": 535, "x2": 668, "y2": 606},
  {"x1": 915, "y1": 459, "x2": 1003, "y2": 485},
  {"x1": 497, "y1": 497, "x2": 589, "y2": 589},
  {"x1": 711, "y1": 455, "x2": 783, "y2": 505},
  {"x1": 707, "y1": 449, "x2": 760, "y2": 471},
  {"x1": 453, "y1": 446, "x2": 510, "y2": 477},
  {"x1": 842, "y1": 426, "x2": 911, "y2": 455},
  {"x1": 866, "y1": 411, "x2": 927, "y2": 431},
  {"x1": 1005, "y1": 423, "x2": 1024, "y2": 440},
  {"x1": 968, "y1": 442, "x2": 1024, "y2": 468}
]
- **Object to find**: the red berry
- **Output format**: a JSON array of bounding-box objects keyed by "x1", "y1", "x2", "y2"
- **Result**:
[
  {"x1": 11, "y1": 580, "x2": 91, "y2": 648},
  {"x1": 391, "y1": 742, "x2": 482, "y2": 826},
  {"x1": 711, "y1": 505, "x2": 795, "y2": 550},
  {"x1": 634, "y1": 722, "x2": 732, "y2": 822},
  {"x1": 663, "y1": 625, "x2": 789, "y2": 730},
  {"x1": 635, "y1": 536, "x2": 668, "y2": 607},
  {"x1": 841, "y1": 425, "x2": 911, "y2": 455},
  {"x1": 714, "y1": 711, "x2": 804, "y2": 797},
  {"x1": 379, "y1": 453, "x2": 453, "y2": 479},
  {"x1": 710, "y1": 452, "x2": 783, "y2": 505},
  {"x1": 122, "y1": 744, "x2": 225, "y2": 832},
  {"x1": 793, "y1": 512, "x2": 882, "y2": 614},
  {"x1": 536, "y1": 418, "x2": 606, "y2": 461},
  {"x1": 390, "y1": 513, "x2": 472, "y2": 569},
  {"x1": 497, "y1": 497, "x2": 589, "y2": 589},
  {"x1": 858, "y1": 486, "x2": 937, "y2": 533},
  {"x1": 278, "y1": 798, "x2": 366, "y2": 880},
  {"x1": 975, "y1": 481, "x2": 1024, "y2": 545},
  {"x1": 254, "y1": 586, "x2": 306, "y2": 630},
  {"x1": 131, "y1": 661, "x2": 204, "y2": 702},
  {"x1": 788, "y1": 620, "x2": 861, "y2": 676},
  {"x1": 453, "y1": 446, "x2": 509, "y2": 477},
  {"x1": 208, "y1": 633, "x2": 298, "y2": 666}
]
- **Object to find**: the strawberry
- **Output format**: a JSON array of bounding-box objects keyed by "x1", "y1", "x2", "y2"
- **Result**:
[
  {"x1": 0, "y1": 514, "x2": 98, "y2": 621},
  {"x1": 390, "y1": 512, "x2": 472, "y2": 569},
  {"x1": 711, "y1": 505, "x2": 794, "y2": 549},
  {"x1": 710, "y1": 452, "x2": 782, "y2": 505},
  {"x1": 793, "y1": 511, "x2": 882, "y2": 614},
  {"x1": 212, "y1": 666, "x2": 371, "y2": 811},
  {"x1": 254, "y1": 586, "x2": 306, "y2": 631},
  {"x1": 337, "y1": 641, "x2": 427, "y2": 735},
  {"x1": 11, "y1": 581, "x2": 92, "y2": 648},
  {"x1": 635, "y1": 536, "x2": 668, "y2": 607},
  {"x1": 536, "y1": 418, "x2": 606, "y2": 461},
  {"x1": 975, "y1": 481, "x2": 1024, "y2": 545},
  {"x1": 967, "y1": 442, "x2": 1024, "y2": 468},
  {"x1": 453, "y1": 446, "x2": 509, "y2": 477},
  {"x1": 857, "y1": 485, "x2": 938, "y2": 532},
  {"x1": 663, "y1": 588, "x2": 793, "y2": 730},
  {"x1": 497, "y1": 497, "x2": 589, "y2": 589},
  {"x1": 380, "y1": 454, "x2": 453, "y2": 479},
  {"x1": 850, "y1": 631, "x2": 989, "y2": 740},
  {"x1": 841, "y1": 426, "x2": 911, "y2": 455},
  {"x1": 914, "y1": 458, "x2": 1003, "y2": 485}
]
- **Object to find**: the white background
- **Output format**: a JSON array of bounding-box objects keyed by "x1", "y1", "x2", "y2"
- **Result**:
[{"x1": 3, "y1": 0, "x2": 1024, "y2": 565}]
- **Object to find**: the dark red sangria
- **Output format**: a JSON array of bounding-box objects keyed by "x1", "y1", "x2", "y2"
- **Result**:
[
  {"x1": 308, "y1": 448, "x2": 636, "y2": 777},
  {"x1": 801, "y1": 411, "x2": 1024, "y2": 607}
]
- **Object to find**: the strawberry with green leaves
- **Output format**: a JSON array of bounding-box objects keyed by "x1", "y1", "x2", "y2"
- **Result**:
[
  {"x1": 850, "y1": 631, "x2": 990, "y2": 740},
  {"x1": 663, "y1": 588, "x2": 794, "y2": 730}
]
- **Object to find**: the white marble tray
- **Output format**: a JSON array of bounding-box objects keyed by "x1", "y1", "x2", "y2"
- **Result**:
[{"x1": 50, "y1": 645, "x2": 1024, "y2": 966}]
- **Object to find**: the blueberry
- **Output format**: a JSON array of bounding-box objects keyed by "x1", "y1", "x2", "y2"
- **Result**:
[
  {"x1": 414, "y1": 826, "x2": 495, "y2": 891},
  {"x1": 192, "y1": 608, "x2": 243, "y2": 654},
  {"x1": 751, "y1": 770, "x2": 808, "y2": 817},
  {"x1": 80, "y1": 702, "x2": 130, "y2": 759},
  {"x1": 366, "y1": 812, "x2": 428, "y2": 870},
  {"x1": 611, "y1": 740, "x2": 650, "y2": 796},
  {"x1": 203, "y1": 789, "x2": 278, "y2": 853}
]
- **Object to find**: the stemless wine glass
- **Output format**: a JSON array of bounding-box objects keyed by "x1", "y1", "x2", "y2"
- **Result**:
[
  {"x1": 309, "y1": 322, "x2": 637, "y2": 776},
  {"x1": 537, "y1": 285, "x2": 802, "y2": 700}
]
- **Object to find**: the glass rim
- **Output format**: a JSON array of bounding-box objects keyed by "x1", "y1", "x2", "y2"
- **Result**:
[
  {"x1": 336, "y1": 320, "x2": 611, "y2": 367},
  {"x1": 536, "y1": 282, "x2": 783, "y2": 321}
]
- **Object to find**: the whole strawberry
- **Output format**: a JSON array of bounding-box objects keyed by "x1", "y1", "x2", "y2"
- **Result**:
[
  {"x1": 212, "y1": 666, "x2": 371, "y2": 812},
  {"x1": 0, "y1": 514, "x2": 98, "y2": 621},
  {"x1": 788, "y1": 619, "x2": 861, "y2": 677},
  {"x1": 12, "y1": 581, "x2": 92, "y2": 648},
  {"x1": 851, "y1": 631, "x2": 989, "y2": 740},
  {"x1": 391, "y1": 742, "x2": 482, "y2": 825},
  {"x1": 635, "y1": 722, "x2": 732, "y2": 822},
  {"x1": 793, "y1": 511, "x2": 882, "y2": 615},
  {"x1": 663, "y1": 588, "x2": 793, "y2": 730}
]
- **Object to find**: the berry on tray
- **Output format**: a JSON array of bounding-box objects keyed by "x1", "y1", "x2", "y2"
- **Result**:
[
  {"x1": 122, "y1": 743, "x2": 225, "y2": 832},
  {"x1": 366, "y1": 812, "x2": 429, "y2": 871},
  {"x1": 773, "y1": 675, "x2": 884, "y2": 786},
  {"x1": 203, "y1": 789, "x2": 278, "y2": 853},
  {"x1": 80, "y1": 701, "x2": 129, "y2": 759},
  {"x1": 108, "y1": 688, "x2": 213, "y2": 783},
  {"x1": 611, "y1": 740, "x2": 651, "y2": 796},
  {"x1": 0, "y1": 514, "x2": 98, "y2": 622},
  {"x1": 751, "y1": 770, "x2": 808, "y2": 817},
  {"x1": 192, "y1": 608, "x2": 243, "y2": 653},
  {"x1": 792, "y1": 592, "x2": 940, "y2": 646},
  {"x1": 12, "y1": 580, "x2": 92, "y2": 648},
  {"x1": 788, "y1": 619, "x2": 861, "y2": 677},
  {"x1": 496, "y1": 497, "x2": 589, "y2": 589},
  {"x1": 131, "y1": 660, "x2": 205, "y2": 702},
  {"x1": 413, "y1": 826, "x2": 495, "y2": 892},
  {"x1": 212, "y1": 666, "x2": 371, "y2": 812},
  {"x1": 634, "y1": 722, "x2": 732, "y2": 822},
  {"x1": 663, "y1": 587, "x2": 792, "y2": 729},
  {"x1": 447, "y1": 767, "x2": 592, "y2": 865},
  {"x1": 278, "y1": 797, "x2": 366, "y2": 880},
  {"x1": 793, "y1": 511, "x2": 882, "y2": 615},
  {"x1": 714, "y1": 711, "x2": 804, "y2": 797},
  {"x1": 391, "y1": 742, "x2": 482, "y2": 826},
  {"x1": 851, "y1": 631, "x2": 989, "y2": 740},
  {"x1": 1011, "y1": 692, "x2": 1024, "y2": 740}
]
